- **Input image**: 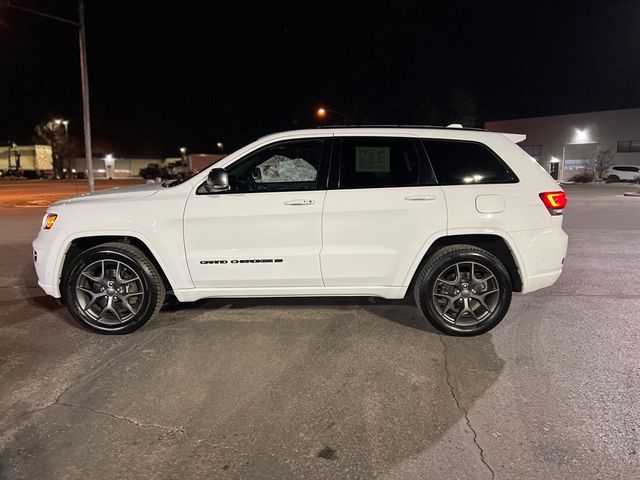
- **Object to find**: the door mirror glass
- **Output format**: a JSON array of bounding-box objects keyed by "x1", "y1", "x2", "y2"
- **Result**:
[{"x1": 206, "y1": 168, "x2": 230, "y2": 192}]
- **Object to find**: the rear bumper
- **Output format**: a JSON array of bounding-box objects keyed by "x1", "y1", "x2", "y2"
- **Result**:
[
  {"x1": 523, "y1": 268, "x2": 563, "y2": 293},
  {"x1": 514, "y1": 219, "x2": 568, "y2": 293}
]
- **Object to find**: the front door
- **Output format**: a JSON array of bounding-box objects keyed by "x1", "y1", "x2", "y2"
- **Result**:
[{"x1": 184, "y1": 138, "x2": 329, "y2": 288}]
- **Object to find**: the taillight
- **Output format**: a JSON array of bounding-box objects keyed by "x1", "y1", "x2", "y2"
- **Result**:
[{"x1": 539, "y1": 191, "x2": 567, "y2": 215}]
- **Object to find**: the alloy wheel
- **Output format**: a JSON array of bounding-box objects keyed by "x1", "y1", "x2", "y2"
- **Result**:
[
  {"x1": 431, "y1": 261, "x2": 500, "y2": 326},
  {"x1": 75, "y1": 259, "x2": 145, "y2": 326}
]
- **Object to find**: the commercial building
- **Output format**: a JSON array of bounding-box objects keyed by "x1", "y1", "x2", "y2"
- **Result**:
[
  {"x1": 485, "y1": 108, "x2": 640, "y2": 180},
  {"x1": 1, "y1": 146, "x2": 219, "y2": 179},
  {"x1": 68, "y1": 155, "x2": 162, "y2": 179},
  {"x1": 67, "y1": 153, "x2": 223, "y2": 179}
]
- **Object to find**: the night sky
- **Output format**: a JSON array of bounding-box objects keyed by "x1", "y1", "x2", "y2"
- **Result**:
[{"x1": 1, "y1": 0, "x2": 639, "y2": 157}]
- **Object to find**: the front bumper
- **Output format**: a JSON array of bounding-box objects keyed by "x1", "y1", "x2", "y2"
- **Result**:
[{"x1": 33, "y1": 227, "x2": 68, "y2": 298}]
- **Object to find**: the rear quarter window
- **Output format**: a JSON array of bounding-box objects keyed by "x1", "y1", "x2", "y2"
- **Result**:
[{"x1": 422, "y1": 140, "x2": 518, "y2": 185}]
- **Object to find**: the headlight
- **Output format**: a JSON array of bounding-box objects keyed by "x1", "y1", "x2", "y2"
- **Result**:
[{"x1": 42, "y1": 213, "x2": 58, "y2": 230}]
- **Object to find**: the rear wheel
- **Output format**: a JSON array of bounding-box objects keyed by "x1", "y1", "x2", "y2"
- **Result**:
[
  {"x1": 606, "y1": 175, "x2": 620, "y2": 183},
  {"x1": 64, "y1": 243, "x2": 165, "y2": 334},
  {"x1": 414, "y1": 245, "x2": 512, "y2": 336}
]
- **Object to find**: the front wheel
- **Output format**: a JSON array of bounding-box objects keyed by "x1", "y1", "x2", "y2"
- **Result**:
[
  {"x1": 64, "y1": 243, "x2": 165, "y2": 334},
  {"x1": 414, "y1": 245, "x2": 512, "y2": 336}
]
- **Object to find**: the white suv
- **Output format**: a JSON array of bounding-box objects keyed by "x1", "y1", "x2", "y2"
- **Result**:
[
  {"x1": 604, "y1": 165, "x2": 640, "y2": 182},
  {"x1": 33, "y1": 126, "x2": 568, "y2": 336}
]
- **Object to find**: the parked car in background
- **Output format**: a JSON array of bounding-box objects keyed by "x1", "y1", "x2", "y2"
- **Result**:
[
  {"x1": 171, "y1": 154, "x2": 224, "y2": 179},
  {"x1": 604, "y1": 165, "x2": 640, "y2": 182},
  {"x1": 139, "y1": 163, "x2": 161, "y2": 179},
  {"x1": 139, "y1": 155, "x2": 224, "y2": 181}
]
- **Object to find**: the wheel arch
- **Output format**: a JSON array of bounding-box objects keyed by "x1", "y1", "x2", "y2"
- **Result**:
[
  {"x1": 405, "y1": 233, "x2": 523, "y2": 293},
  {"x1": 60, "y1": 235, "x2": 175, "y2": 301}
]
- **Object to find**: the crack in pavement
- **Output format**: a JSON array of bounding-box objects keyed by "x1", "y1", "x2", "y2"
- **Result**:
[
  {"x1": 56, "y1": 401, "x2": 187, "y2": 437},
  {"x1": 0, "y1": 330, "x2": 225, "y2": 453},
  {"x1": 57, "y1": 400, "x2": 226, "y2": 451},
  {"x1": 1, "y1": 332, "x2": 159, "y2": 431},
  {"x1": 439, "y1": 336, "x2": 496, "y2": 480}
]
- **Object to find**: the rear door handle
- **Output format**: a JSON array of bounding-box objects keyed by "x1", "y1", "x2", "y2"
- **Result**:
[
  {"x1": 404, "y1": 194, "x2": 436, "y2": 201},
  {"x1": 284, "y1": 199, "x2": 315, "y2": 206}
]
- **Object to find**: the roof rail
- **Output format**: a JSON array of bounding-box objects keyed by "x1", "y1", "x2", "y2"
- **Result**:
[{"x1": 315, "y1": 124, "x2": 487, "y2": 132}]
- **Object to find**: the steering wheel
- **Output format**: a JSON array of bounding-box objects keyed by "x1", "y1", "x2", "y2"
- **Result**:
[{"x1": 233, "y1": 172, "x2": 259, "y2": 192}]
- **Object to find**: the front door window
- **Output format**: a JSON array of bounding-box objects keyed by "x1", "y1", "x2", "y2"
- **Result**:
[{"x1": 226, "y1": 139, "x2": 325, "y2": 193}]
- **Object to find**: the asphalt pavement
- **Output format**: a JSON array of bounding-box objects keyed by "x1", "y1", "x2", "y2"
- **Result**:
[{"x1": 0, "y1": 181, "x2": 638, "y2": 479}]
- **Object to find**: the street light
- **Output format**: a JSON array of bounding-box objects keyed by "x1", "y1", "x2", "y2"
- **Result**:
[
  {"x1": 105, "y1": 153, "x2": 114, "y2": 179},
  {"x1": 316, "y1": 106, "x2": 346, "y2": 123},
  {"x1": 55, "y1": 118, "x2": 71, "y2": 176},
  {"x1": 1, "y1": 0, "x2": 95, "y2": 192},
  {"x1": 575, "y1": 129, "x2": 588, "y2": 142},
  {"x1": 9, "y1": 142, "x2": 18, "y2": 170},
  {"x1": 179, "y1": 147, "x2": 187, "y2": 168},
  {"x1": 216, "y1": 142, "x2": 223, "y2": 153},
  {"x1": 63, "y1": 121, "x2": 69, "y2": 171}
]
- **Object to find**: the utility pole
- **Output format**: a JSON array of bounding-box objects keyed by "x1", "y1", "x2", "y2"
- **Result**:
[
  {"x1": 1, "y1": 1, "x2": 95, "y2": 191},
  {"x1": 78, "y1": 0, "x2": 94, "y2": 191}
]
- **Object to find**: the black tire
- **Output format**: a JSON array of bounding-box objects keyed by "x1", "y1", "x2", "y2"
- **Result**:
[
  {"x1": 606, "y1": 175, "x2": 619, "y2": 183},
  {"x1": 414, "y1": 245, "x2": 512, "y2": 336},
  {"x1": 63, "y1": 242, "x2": 165, "y2": 334}
]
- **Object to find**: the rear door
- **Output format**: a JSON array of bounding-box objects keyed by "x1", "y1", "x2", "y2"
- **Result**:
[{"x1": 321, "y1": 136, "x2": 447, "y2": 287}]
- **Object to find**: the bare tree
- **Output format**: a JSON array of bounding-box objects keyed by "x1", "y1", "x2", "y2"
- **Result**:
[
  {"x1": 588, "y1": 148, "x2": 614, "y2": 180},
  {"x1": 416, "y1": 90, "x2": 478, "y2": 127},
  {"x1": 447, "y1": 89, "x2": 478, "y2": 127},
  {"x1": 416, "y1": 97, "x2": 443, "y2": 126},
  {"x1": 33, "y1": 119, "x2": 73, "y2": 178},
  {"x1": 593, "y1": 149, "x2": 613, "y2": 180}
]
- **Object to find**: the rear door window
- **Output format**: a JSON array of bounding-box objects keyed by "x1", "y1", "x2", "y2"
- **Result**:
[{"x1": 338, "y1": 137, "x2": 424, "y2": 189}]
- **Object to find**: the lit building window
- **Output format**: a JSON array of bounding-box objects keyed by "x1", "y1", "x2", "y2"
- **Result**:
[
  {"x1": 617, "y1": 141, "x2": 640, "y2": 153},
  {"x1": 522, "y1": 145, "x2": 543, "y2": 157}
]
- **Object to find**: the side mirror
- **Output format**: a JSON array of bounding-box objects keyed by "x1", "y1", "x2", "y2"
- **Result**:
[
  {"x1": 206, "y1": 167, "x2": 230, "y2": 192},
  {"x1": 252, "y1": 167, "x2": 262, "y2": 181}
]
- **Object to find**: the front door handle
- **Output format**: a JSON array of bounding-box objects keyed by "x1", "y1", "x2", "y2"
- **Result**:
[
  {"x1": 284, "y1": 199, "x2": 315, "y2": 206},
  {"x1": 404, "y1": 194, "x2": 436, "y2": 201}
]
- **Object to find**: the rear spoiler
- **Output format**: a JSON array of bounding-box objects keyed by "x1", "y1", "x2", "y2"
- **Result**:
[{"x1": 500, "y1": 133, "x2": 527, "y2": 143}]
